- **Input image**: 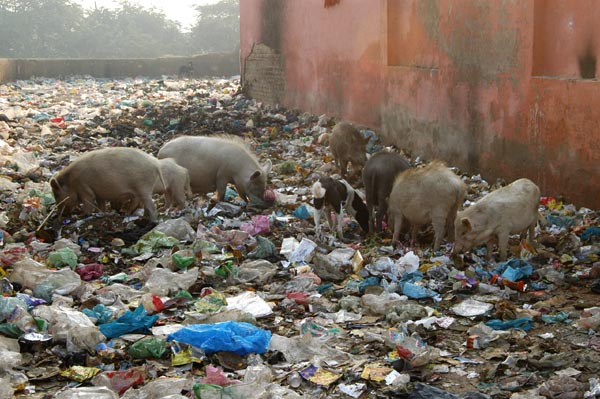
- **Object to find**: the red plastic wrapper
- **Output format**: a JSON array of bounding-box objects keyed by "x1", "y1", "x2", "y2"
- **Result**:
[{"x1": 75, "y1": 263, "x2": 104, "y2": 281}]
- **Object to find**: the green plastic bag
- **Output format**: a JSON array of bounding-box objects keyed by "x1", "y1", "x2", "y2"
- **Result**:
[
  {"x1": 47, "y1": 247, "x2": 78, "y2": 269},
  {"x1": 128, "y1": 337, "x2": 167, "y2": 359},
  {"x1": 123, "y1": 231, "x2": 179, "y2": 256},
  {"x1": 172, "y1": 253, "x2": 196, "y2": 270},
  {"x1": 0, "y1": 322, "x2": 24, "y2": 338}
]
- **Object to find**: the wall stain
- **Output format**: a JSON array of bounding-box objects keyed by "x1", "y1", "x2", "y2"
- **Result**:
[
  {"x1": 260, "y1": 0, "x2": 284, "y2": 51},
  {"x1": 439, "y1": 0, "x2": 518, "y2": 84}
]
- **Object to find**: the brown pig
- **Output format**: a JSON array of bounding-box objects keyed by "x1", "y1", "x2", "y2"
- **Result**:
[
  {"x1": 453, "y1": 178, "x2": 540, "y2": 260},
  {"x1": 157, "y1": 135, "x2": 272, "y2": 203},
  {"x1": 329, "y1": 121, "x2": 369, "y2": 179},
  {"x1": 362, "y1": 151, "x2": 411, "y2": 234},
  {"x1": 50, "y1": 147, "x2": 164, "y2": 221},
  {"x1": 389, "y1": 161, "x2": 466, "y2": 251}
]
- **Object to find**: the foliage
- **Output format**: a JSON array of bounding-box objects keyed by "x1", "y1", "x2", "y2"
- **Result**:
[
  {"x1": 0, "y1": 0, "x2": 239, "y2": 58},
  {"x1": 189, "y1": 0, "x2": 240, "y2": 55}
]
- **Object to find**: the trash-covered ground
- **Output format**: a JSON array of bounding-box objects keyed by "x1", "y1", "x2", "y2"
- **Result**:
[{"x1": 0, "y1": 75, "x2": 599, "y2": 399}]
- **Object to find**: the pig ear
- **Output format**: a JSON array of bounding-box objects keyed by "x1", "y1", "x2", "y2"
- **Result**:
[
  {"x1": 261, "y1": 159, "x2": 272, "y2": 175},
  {"x1": 251, "y1": 170, "x2": 262, "y2": 180},
  {"x1": 460, "y1": 217, "x2": 472, "y2": 231},
  {"x1": 50, "y1": 178, "x2": 60, "y2": 191}
]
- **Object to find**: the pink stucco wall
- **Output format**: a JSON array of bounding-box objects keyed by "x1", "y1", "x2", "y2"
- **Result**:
[{"x1": 241, "y1": 0, "x2": 600, "y2": 209}]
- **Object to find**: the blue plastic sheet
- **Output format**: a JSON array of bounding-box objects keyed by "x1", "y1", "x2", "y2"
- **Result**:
[
  {"x1": 485, "y1": 318, "x2": 533, "y2": 331},
  {"x1": 400, "y1": 271, "x2": 439, "y2": 299},
  {"x1": 581, "y1": 227, "x2": 600, "y2": 242},
  {"x1": 166, "y1": 321, "x2": 271, "y2": 355},
  {"x1": 492, "y1": 259, "x2": 533, "y2": 281},
  {"x1": 292, "y1": 204, "x2": 311, "y2": 219},
  {"x1": 99, "y1": 305, "x2": 158, "y2": 339}
]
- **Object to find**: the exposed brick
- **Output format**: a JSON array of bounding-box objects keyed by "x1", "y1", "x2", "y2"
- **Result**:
[{"x1": 243, "y1": 43, "x2": 285, "y2": 106}]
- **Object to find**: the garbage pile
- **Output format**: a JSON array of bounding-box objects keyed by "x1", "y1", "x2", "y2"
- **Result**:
[{"x1": 0, "y1": 75, "x2": 599, "y2": 399}]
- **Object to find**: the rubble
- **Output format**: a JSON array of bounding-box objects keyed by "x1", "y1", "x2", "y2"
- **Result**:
[{"x1": 0, "y1": 75, "x2": 599, "y2": 398}]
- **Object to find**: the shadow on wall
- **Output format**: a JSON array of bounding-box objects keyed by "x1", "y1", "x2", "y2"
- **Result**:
[{"x1": 0, "y1": 52, "x2": 240, "y2": 83}]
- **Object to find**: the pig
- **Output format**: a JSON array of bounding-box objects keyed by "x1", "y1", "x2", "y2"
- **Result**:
[
  {"x1": 329, "y1": 121, "x2": 369, "y2": 179},
  {"x1": 114, "y1": 157, "x2": 192, "y2": 212},
  {"x1": 155, "y1": 158, "x2": 192, "y2": 209},
  {"x1": 311, "y1": 176, "x2": 369, "y2": 240},
  {"x1": 157, "y1": 135, "x2": 272, "y2": 203},
  {"x1": 453, "y1": 178, "x2": 540, "y2": 261},
  {"x1": 389, "y1": 161, "x2": 466, "y2": 251},
  {"x1": 362, "y1": 151, "x2": 411, "y2": 234},
  {"x1": 50, "y1": 147, "x2": 164, "y2": 221}
]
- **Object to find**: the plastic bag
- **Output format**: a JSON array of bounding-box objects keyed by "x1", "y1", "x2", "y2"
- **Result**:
[
  {"x1": 485, "y1": 317, "x2": 534, "y2": 331},
  {"x1": 54, "y1": 386, "x2": 118, "y2": 399},
  {"x1": 75, "y1": 263, "x2": 104, "y2": 281},
  {"x1": 32, "y1": 268, "x2": 82, "y2": 302},
  {"x1": 46, "y1": 247, "x2": 78, "y2": 269},
  {"x1": 239, "y1": 215, "x2": 270, "y2": 236},
  {"x1": 123, "y1": 231, "x2": 179, "y2": 256},
  {"x1": 144, "y1": 267, "x2": 199, "y2": 296},
  {"x1": 99, "y1": 305, "x2": 158, "y2": 339},
  {"x1": 92, "y1": 366, "x2": 147, "y2": 395},
  {"x1": 167, "y1": 321, "x2": 271, "y2": 355},
  {"x1": 82, "y1": 304, "x2": 113, "y2": 324},
  {"x1": 247, "y1": 236, "x2": 277, "y2": 259},
  {"x1": 127, "y1": 337, "x2": 166, "y2": 359}
]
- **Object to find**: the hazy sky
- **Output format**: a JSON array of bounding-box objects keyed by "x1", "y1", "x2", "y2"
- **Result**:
[{"x1": 76, "y1": 0, "x2": 219, "y2": 30}]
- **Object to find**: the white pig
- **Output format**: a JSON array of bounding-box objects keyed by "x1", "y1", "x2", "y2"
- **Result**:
[
  {"x1": 115, "y1": 157, "x2": 192, "y2": 212},
  {"x1": 156, "y1": 158, "x2": 192, "y2": 209},
  {"x1": 389, "y1": 161, "x2": 466, "y2": 251},
  {"x1": 157, "y1": 135, "x2": 272, "y2": 203},
  {"x1": 453, "y1": 178, "x2": 540, "y2": 260},
  {"x1": 50, "y1": 147, "x2": 164, "y2": 221}
]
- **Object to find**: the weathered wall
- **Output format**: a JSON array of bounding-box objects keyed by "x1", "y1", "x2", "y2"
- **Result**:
[
  {"x1": 240, "y1": 0, "x2": 600, "y2": 209},
  {"x1": 0, "y1": 52, "x2": 240, "y2": 83}
]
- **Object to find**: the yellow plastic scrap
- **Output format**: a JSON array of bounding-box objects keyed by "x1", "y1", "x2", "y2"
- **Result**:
[
  {"x1": 352, "y1": 250, "x2": 364, "y2": 273},
  {"x1": 360, "y1": 364, "x2": 393, "y2": 382},
  {"x1": 171, "y1": 345, "x2": 203, "y2": 366},
  {"x1": 60, "y1": 366, "x2": 100, "y2": 382},
  {"x1": 308, "y1": 369, "x2": 342, "y2": 386}
]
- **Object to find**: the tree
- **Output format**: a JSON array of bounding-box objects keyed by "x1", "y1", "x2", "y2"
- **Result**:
[
  {"x1": 189, "y1": 0, "x2": 239, "y2": 55},
  {"x1": 0, "y1": 0, "x2": 191, "y2": 58}
]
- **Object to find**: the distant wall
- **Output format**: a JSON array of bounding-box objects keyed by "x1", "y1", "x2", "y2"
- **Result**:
[{"x1": 0, "y1": 52, "x2": 239, "y2": 82}]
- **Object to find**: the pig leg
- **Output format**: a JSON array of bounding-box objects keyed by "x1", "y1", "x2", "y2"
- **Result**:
[
  {"x1": 497, "y1": 231, "x2": 510, "y2": 261},
  {"x1": 215, "y1": 171, "x2": 231, "y2": 202},
  {"x1": 431, "y1": 214, "x2": 447, "y2": 251},
  {"x1": 336, "y1": 206, "x2": 345, "y2": 239},
  {"x1": 392, "y1": 213, "x2": 403, "y2": 244},
  {"x1": 140, "y1": 194, "x2": 158, "y2": 222},
  {"x1": 378, "y1": 201, "x2": 390, "y2": 233},
  {"x1": 79, "y1": 188, "x2": 98, "y2": 214},
  {"x1": 367, "y1": 203, "x2": 376, "y2": 234},
  {"x1": 528, "y1": 222, "x2": 536, "y2": 242},
  {"x1": 326, "y1": 210, "x2": 337, "y2": 235},
  {"x1": 339, "y1": 160, "x2": 348, "y2": 179},
  {"x1": 314, "y1": 208, "x2": 323, "y2": 239}
]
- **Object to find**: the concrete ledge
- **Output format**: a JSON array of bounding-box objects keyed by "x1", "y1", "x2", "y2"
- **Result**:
[{"x1": 0, "y1": 52, "x2": 240, "y2": 82}]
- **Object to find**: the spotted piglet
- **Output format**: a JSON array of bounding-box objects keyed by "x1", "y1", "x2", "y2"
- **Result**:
[{"x1": 311, "y1": 176, "x2": 370, "y2": 241}]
